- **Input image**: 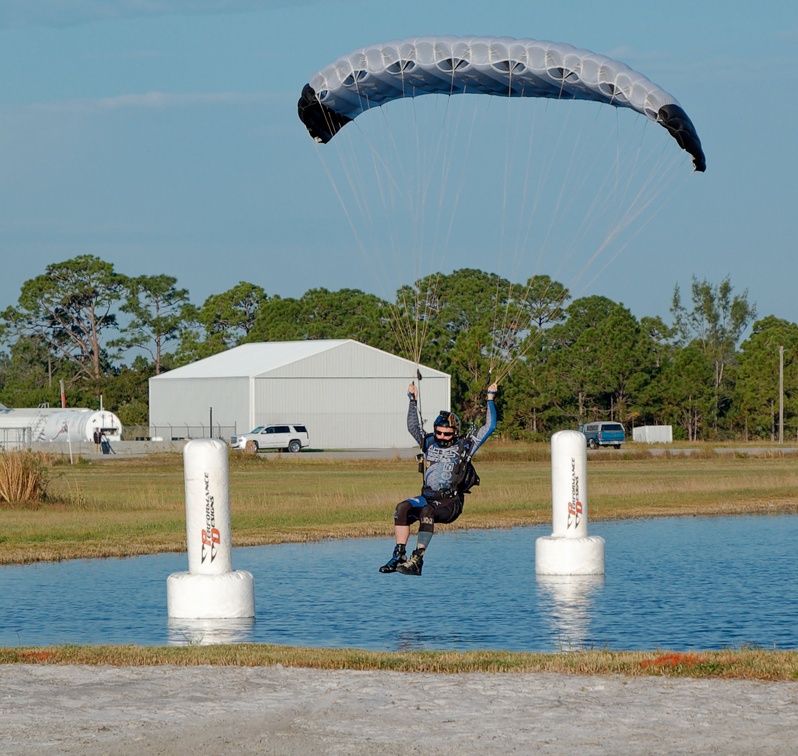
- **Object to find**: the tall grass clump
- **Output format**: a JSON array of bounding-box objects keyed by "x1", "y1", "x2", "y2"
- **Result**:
[{"x1": 0, "y1": 451, "x2": 49, "y2": 505}]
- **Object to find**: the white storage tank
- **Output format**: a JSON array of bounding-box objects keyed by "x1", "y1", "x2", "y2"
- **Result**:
[{"x1": 0, "y1": 405, "x2": 122, "y2": 444}]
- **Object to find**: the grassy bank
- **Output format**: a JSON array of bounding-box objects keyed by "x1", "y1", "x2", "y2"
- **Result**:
[
  {"x1": 2, "y1": 444, "x2": 797, "y2": 565},
  {"x1": 2, "y1": 644, "x2": 797, "y2": 681}
]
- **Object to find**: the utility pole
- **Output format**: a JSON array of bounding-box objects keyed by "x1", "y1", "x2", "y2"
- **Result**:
[{"x1": 779, "y1": 345, "x2": 784, "y2": 445}]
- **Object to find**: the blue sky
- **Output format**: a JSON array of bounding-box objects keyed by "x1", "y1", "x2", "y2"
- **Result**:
[{"x1": 1, "y1": 0, "x2": 796, "y2": 328}]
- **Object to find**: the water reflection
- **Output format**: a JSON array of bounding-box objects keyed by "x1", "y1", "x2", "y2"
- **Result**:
[
  {"x1": 167, "y1": 618, "x2": 255, "y2": 646},
  {"x1": 536, "y1": 575, "x2": 605, "y2": 650}
]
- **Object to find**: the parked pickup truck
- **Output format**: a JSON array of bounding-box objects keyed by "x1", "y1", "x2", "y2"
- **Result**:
[
  {"x1": 231, "y1": 424, "x2": 310, "y2": 453},
  {"x1": 579, "y1": 421, "x2": 626, "y2": 449}
]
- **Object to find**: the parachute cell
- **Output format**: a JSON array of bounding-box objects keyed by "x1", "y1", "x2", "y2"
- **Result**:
[{"x1": 298, "y1": 36, "x2": 705, "y2": 171}]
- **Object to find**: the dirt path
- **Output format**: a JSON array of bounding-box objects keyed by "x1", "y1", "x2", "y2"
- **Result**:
[{"x1": 3, "y1": 665, "x2": 797, "y2": 754}]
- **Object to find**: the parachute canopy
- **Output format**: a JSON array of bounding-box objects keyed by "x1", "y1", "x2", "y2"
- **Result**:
[{"x1": 298, "y1": 35, "x2": 705, "y2": 171}]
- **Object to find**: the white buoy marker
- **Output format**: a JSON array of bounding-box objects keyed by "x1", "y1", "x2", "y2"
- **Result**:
[
  {"x1": 536, "y1": 430, "x2": 605, "y2": 575},
  {"x1": 167, "y1": 439, "x2": 255, "y2": 618}
]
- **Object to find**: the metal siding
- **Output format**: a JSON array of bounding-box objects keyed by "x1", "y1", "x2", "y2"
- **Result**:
[
  {"x1": 149, "y1": 377, "x2": 251, "y2": 436},
  {"x1": 253, "y1": 376, "x2": 450, "y2": 448}
]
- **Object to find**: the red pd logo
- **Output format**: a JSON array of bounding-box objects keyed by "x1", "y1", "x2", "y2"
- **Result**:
[
  {"x1": 201, "y1": 527, "x2": 220, "y2": 563},
  {"x1": 567, "y1": 499, "x2": 582, "y2": 529},
  {"x1": 201, "y1": 471, "x2": 220, "y2": 563},
  {"x1": 567, "y1": 457, "x2": 582, "y2": 529}
]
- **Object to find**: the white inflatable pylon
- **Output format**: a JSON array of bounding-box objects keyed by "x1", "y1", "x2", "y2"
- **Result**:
[
  {"x1": 535, "y1": 430, "x2": 605, "y2": 575},
  {"x1": 167, "y1": 439, "x2": 255, "y2": 618}
]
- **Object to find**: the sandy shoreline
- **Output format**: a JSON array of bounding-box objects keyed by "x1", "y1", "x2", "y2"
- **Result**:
[{"x1": 3, "y1": 665, "x2": 797, "y2": 754}]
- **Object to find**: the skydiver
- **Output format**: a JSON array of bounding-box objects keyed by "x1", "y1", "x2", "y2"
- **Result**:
[{"x1": 379, "y1": 381, "x2": 498, "y2": 576}]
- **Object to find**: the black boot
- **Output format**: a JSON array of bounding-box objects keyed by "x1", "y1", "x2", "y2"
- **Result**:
[
  {"x1": 379, "y1": 544, "x2": 407, "y2": 573},
  {"x1": 396, "y1": 548, "x2": 424, "y2": 576}
]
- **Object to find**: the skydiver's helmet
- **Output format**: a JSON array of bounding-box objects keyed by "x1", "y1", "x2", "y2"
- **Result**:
[{"x1": 433, "y1": 410, "x2": 460, "y2": 448}]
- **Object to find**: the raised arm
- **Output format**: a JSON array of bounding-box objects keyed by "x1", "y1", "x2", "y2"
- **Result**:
[
  {"x1": 469, "y1": 382, "x2": 498, "y2": 454},
  {"x1": 406, "y1": 382, "x2": 426, "y2": 447}
]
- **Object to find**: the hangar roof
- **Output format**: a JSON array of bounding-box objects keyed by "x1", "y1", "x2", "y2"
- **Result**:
[{"x1": 150, "y1": 340, "x2": 447, "y2": 380}]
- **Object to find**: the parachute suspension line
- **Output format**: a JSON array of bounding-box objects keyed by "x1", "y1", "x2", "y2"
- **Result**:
[
  {"x1": 391, "y1": 275, "x2": 437, "y2": 366},
  {"x1": 313, "y1": 112, "x2": 436, "y2": 369},
  {"x1": 489, "y1": 104, "x2": 598, "y2": 380},
  {"x1": 498, "y1": 71, "x2": 517, "y2": 274},
  {"x1": 530, "y1": 103, "x2": 637, "y2": 285},
  {"x1": 494, "y1": 88, "x2": 569, "y2": 377},
  {"x1": 573, "y1": 114, "x2": 687, "y2": 292},
  {"x1": 488, "y1": 99, "x2": 571, "y2": 379},
  {"x1": 491, "y1": 139, "x2": 611, "y2": 378},
  {"x1": 402, "y1": 93, "x2": 481, "y2": 368},
  {"x1": 385, "y1": 73, "x2": 477, "y2": 367},
  {"x1": 492, "y1": 111, "x2": 689, "y2": 384},
  {"x1": 406, "y1": 96, "x2": 446, "y2": 366},
  {"x1": 579, "y1": 151, "x2": 687, "y2": 293},
  {"x1": 489, "y1": 99, "x2": 541, "y2": 376},
  {"x1": 487, "y1": 76, "x2": 518, "y2": 375},
  {"x1": 537, "y1": 103, "x2": 602, "y2": 275},
  {"x1": 379, "y1": 96, "x2": 474, "y2": 365},
  {"x1": 496, "y1": 102, "x2": 585, "y2": 364},
  {"x1": 391, "y1": 105, "x2": 447, "y2": 323},
  {"x1": 431, "y1": 90, "x2": 468, "y2": 262},
  {"x1": 435, "y1": 98, "x2": 482, "y2": 273},
  {"x1": 313, "y1": 86, "x2": 433, "y2": 364},
  {"x1": 386, "y1": 82, "x2": 442, "y2": 366},
  {"x1": 547, "y1": 118, "x2": 633, "y2": 290},
  {"x1": 384, "y1": 75, "x2": 431, "y2": 434},
  {"x1": 317, "y1": 112, "x2": 412, "y2": 298},
  {"x1": 313, "y1": 144, "x2": 389, "y2": 293}
]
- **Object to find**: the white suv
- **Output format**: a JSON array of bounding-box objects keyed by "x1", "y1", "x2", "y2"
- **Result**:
[{"x1": 231, "y1": 424, "x2": 310, "y2": 453}]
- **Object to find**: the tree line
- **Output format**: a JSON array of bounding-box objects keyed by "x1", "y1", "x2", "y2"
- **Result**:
[{"x1": 1, "y1": 254, "x2": 796, "y2": 442}]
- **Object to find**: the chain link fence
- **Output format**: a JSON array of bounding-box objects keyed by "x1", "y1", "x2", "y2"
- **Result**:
[
  {"x1": 0, "y1": 427, "x2": 33, "y2": 451},
  {"x1": 123, "y1": 424, "x2": 238, "y2": 442}
]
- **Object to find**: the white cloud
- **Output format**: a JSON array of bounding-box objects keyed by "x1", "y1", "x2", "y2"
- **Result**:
[
  {"x1": 1, "y1": 91, "x2": 278, "y2": 120},
  {"x1": 0, "y1": 0, "x2": 320, "y2": 29},
  {"x1": 92, "y1": 90, "x2": 274, "y2": 109}
]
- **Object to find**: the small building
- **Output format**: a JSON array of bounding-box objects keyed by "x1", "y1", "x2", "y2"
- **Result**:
[
  {"x1": 632, "y1": 425, "x2": 673, "y2": 443},
  {"x1": 148, "y1": 340, "x2": 450, "y2": 449}
]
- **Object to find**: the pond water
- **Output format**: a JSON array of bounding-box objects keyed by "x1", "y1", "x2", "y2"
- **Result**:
[{"x1": 3, "y1": 514, "x2": 797, "y2": 651}]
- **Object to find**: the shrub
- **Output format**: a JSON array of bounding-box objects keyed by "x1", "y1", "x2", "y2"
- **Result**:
[{"x1": 0, "y1": 451, "x2": 49, "y2": 504}]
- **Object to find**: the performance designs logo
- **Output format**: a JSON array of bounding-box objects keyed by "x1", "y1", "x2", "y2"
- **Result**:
[
  {"x1": 201, "y1": 472, "x2": 220, "y2": 563},
  {"x1": 567, "y1": 457, "x2": 583, "y2": 530}
]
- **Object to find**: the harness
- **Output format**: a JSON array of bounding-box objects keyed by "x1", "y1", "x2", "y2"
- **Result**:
[{"x1": 417, "y1": 435, "x2": 480, "y2": 499}]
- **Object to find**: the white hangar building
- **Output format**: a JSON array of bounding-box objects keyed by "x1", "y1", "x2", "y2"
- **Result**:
[{"x1": 148, "y1": 340, "x2": 450, "y2": 449}]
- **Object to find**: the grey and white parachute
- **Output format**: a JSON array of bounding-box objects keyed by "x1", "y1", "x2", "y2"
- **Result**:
[{"x1": 298, "y1": 35, "x2": 705, "y2": 171}]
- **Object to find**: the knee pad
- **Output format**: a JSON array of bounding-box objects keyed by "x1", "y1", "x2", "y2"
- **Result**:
[{"x1": 394, "y1": 499, "x2": 413, "y2": 525}]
